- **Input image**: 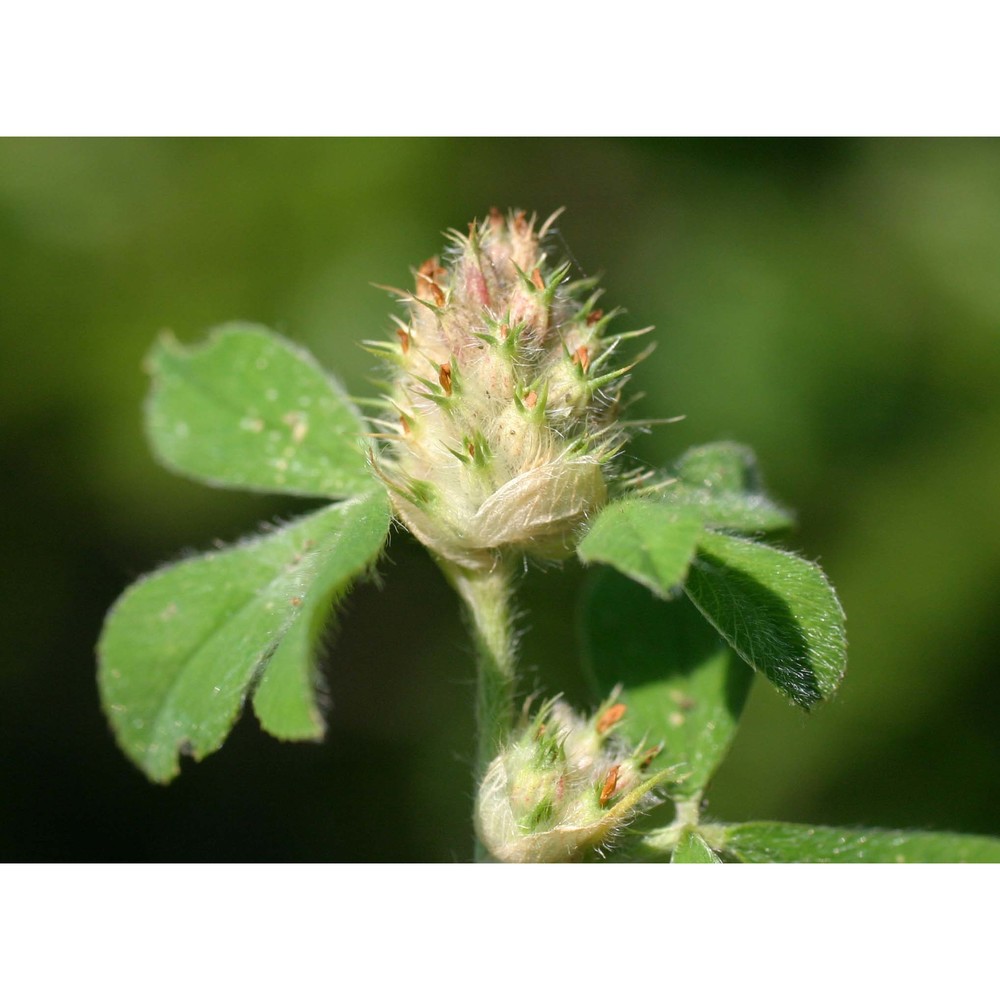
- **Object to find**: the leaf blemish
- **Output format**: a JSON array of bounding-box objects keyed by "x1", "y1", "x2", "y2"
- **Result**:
[
  {"x1": 282, "y1": 411, "x2": 309, "y2": 444},
  {"x1": 669, "y1": 689, "x2": 696, "y2": 711}
]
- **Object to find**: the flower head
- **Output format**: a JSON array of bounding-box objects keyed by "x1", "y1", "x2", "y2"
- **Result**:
[
  {"x1": 371, "y1": 209, "x2": 646, "y2": 570},
  {"x1": 475, "y1": 695, "x2": 672, "y2": 862}
]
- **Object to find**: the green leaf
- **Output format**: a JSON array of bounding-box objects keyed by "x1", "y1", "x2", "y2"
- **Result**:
[
  {"x1": 577, "y1": 497, "x2": 703, "y2": 597},
  {"x1": 580, "y1": 570, "x2": 752, "y2": 802},
  {"x1": 660, "y1": 442, "x2": 794, "y2": 534},
  {"x1": 250, "y1": 493, "x2": 390, "y2": 740},
  {"x1": 684, "y1": 531, "x2": 846, "y2": 708},
  {"x1": 145, "y1": 324, "x2": 374, "y2": 498},
  {"x1": 97, "y1": 491, "x2": 390, "y2": 782},
  {"x1": 719, "y1": 822, "x2": 1000, "y2": 863},
  {"x1": 672, "y1": 829, "x2": 723, "y2": 863}
]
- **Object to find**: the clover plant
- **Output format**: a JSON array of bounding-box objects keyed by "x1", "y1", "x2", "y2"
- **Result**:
[{"x1": 98, "y1": 209, "x2": 1000, "y2": 862}]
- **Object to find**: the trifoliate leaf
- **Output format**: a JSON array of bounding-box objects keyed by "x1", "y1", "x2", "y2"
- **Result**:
[
  {"x1": 97, "y1": 491, "x2": 390, "y2": 783},
  {"x1": 145, "y1": 324, "x2": 373, "y2": 498},
  {"x1": 684, "y1": 531, "x2": 846, "y2": 708},
  {"x1": 659, "y1": 442, "x2": 794, "y2": 534},
  {"x1": 577, "y1": 497, "x2": 703, "y2": 597},
  {"x1": 719, "y1": 822, "x2": 1000, "y2": 863}
]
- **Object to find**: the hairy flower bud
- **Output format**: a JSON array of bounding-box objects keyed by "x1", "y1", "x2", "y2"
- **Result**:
[
  {"x1": 475, "y1": 696, "x2": 672, "y2": 863},
  {"x1": 370, "y1": 209, "x2": 646, "y2": 570}
]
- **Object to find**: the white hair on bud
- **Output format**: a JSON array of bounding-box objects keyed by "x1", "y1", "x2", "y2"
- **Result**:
[{"x1": 372, "y1": 210, "x2": 648, "y2": 571}]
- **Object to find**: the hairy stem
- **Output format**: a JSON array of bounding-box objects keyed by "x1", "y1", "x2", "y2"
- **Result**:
[{"x1": 441, "y1": 560, "x2": 519, "y2": 779}]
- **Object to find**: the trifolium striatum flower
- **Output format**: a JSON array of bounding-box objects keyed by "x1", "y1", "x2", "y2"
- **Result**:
[
  {"x1": 475, "y1": 695, "x2": 675, "y2": 863},
  {"x1": 369, "y1": 208, "x2": 652, "y2": 571}
]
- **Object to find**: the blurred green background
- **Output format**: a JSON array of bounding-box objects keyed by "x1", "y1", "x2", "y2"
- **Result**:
[{"x1": 2, "y1": 138, "x2": 998, "y2": 861}]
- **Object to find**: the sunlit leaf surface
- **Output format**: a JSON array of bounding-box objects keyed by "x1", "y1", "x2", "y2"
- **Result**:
[
  {"x1": 145, "y1": 324, "x2": 374, "y2": 498},
  {"x1": 720, "y1": 822, "x2": 1000, "y2": 863},
  {"x1": 98, "y1": 491, "x2": 390, "y2": 782}
]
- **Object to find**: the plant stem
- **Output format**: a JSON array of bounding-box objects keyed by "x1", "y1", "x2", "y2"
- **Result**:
[{"x1": 442, "y1": 559, "x2": 519, "y2": 779}]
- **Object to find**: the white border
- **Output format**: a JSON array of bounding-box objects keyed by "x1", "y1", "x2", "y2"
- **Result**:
[{"x1": 4, "y1": 3, "x2": 996, "y2": 135}]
